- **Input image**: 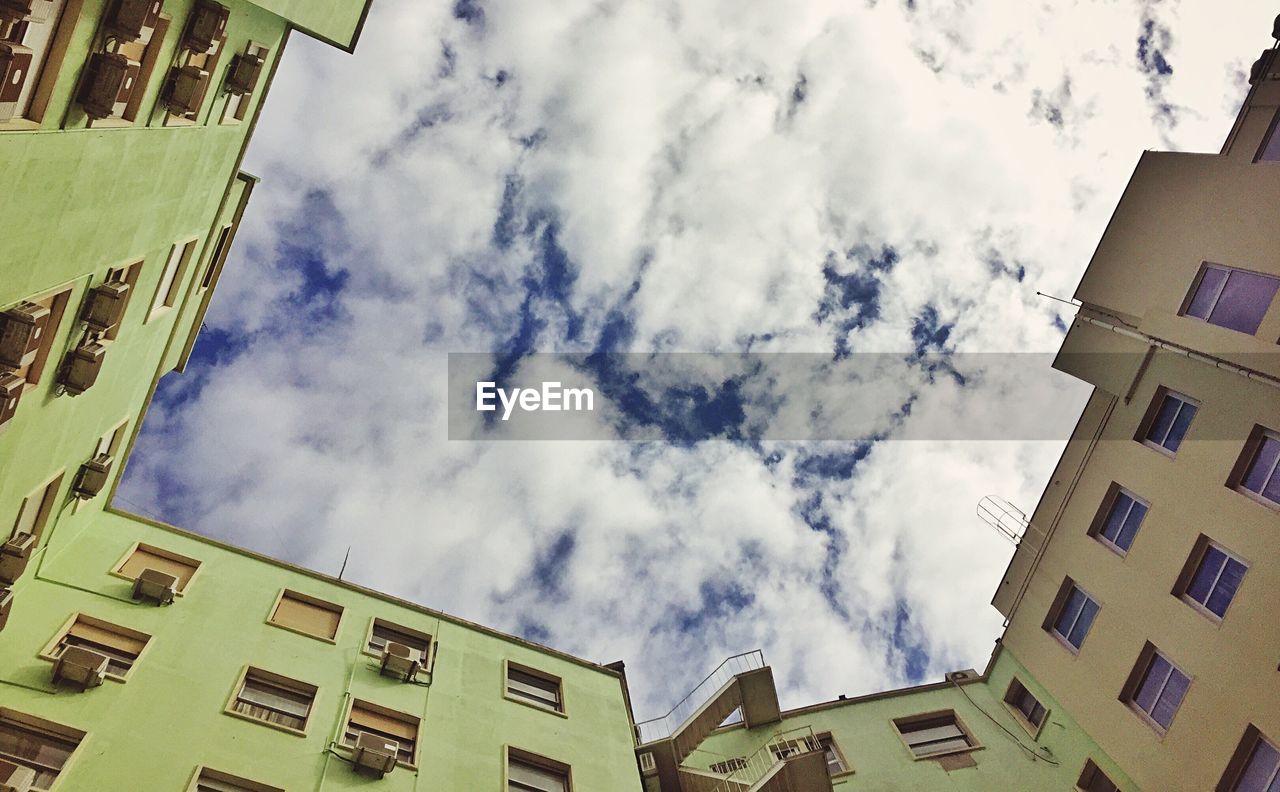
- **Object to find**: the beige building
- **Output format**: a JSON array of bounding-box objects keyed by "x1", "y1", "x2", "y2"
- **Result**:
[{"x1": 995, "y1": 40, "x2": 1280, "y2": 792}]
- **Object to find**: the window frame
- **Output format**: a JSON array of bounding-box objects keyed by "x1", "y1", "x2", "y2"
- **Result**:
[
  {"x1": 1179, "y1": 262, "x2": 1280, "y2": 336},
  {"x1": 108, "y1": 540, "x2": 202, "y2": 595},
  {"x1": 265, "y1": 588, "x2": 344, "y2": 644},
  {"x1": 1136, "y1": 388, "x2": 1199, "y2": 457},
  {"x1": 186, "y1": 765, "x2": 285, "y2": 792},
  {"x1": 1002, "y1": 678, "x2": 1049, "y2": 739},
  {"x1": 0, "y1": 0, "x2": 84, "y2": 131},
  {"x1": 1229, "y1": 426, "x2": 1280, "y2": 510},
  {"x1": 1172, "y1": 535, "x2": 1249, "y2": 624},
  {"x1": 1087, "y1": 484, "x2": 1149, "y2": 557},
  {"x1": 337, "y1": 698, "x2": 422, "y2": 769},
  {"x1": 4, "y1": 284, "x2": 73, "y2": 391},
  {"x1": 1119, "y1": 643, "x2": 1192, "y2": 735},
  {"x1": 39, "y1": 612, "x2": 152, "y2": 682},
  {"x1": 505, "y1": 746, "x2": 572, "y2": 792},
  {"x1": 504, "y1": 659, "x2": 566, "y2": 717},
  {"x1": 219, "y1": 41, "x2": 268, "y2": 124},
  {"x1": 224, "y1": 666, "x2": 318, "y2": 737},
  {"x1": 1259, "y1": 109, "x2": 1280, "y2": 162},
  {"x1": 101, "y1": 260, "x2": 144, "y2": 340},
  {"x1": 11, "y1": 469, "x2": 64, "y2": 543},
  {"x1": 1216, "y1": 724, "x2": 1280, "y2": 792},
  {"x1": 0, "y1": 707, "x2": 85, "y2": 791},
  {"x1": 1043, "y1": 577, "x2": 1101, "y2": 654},
  {"x1": 891, "y1": 710, "x2": 981, "y2": 760},
  {"x1": 1076, "y1": 758, "x2": 1121, "y2": 792},
  {"x1": 146, "y1": 237, "x2": 198, "y2": 321},
  {"x1": 363, "y1": 617, "x2": 433, "y2": 664},
  {"x1": 816, "y1": 732, "x2": 851, "y2": 777}
]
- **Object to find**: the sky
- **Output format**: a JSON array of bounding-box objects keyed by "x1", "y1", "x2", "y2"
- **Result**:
[{"x1": 120, "y1": 0, "x2": 1278, "y2": 720}]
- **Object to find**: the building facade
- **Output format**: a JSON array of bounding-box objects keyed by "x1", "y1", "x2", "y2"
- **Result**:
[{"x1": 1, "y1": 4, "x2": 1278, "y2": 792}]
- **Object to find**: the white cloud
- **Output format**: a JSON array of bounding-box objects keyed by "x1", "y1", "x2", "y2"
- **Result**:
[{"x1": 123, "y1": 0, "x2": 1278, "y2": 715}]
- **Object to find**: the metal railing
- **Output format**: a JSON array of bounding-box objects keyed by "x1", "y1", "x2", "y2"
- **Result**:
[
  {"x1": 708, "y1": 726, "x2": 822, "y2": 792},
  {"x1": 636, "y1": 650, "x2": 764, "y2": 744}
]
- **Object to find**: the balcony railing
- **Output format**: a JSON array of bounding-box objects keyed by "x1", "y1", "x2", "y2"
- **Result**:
[
  {"x1": 635, "y1": 650, "x2": 764, "y2": 744},
  {"x1": 708, "y1": 726, "x2": 822, "y2": 792}
]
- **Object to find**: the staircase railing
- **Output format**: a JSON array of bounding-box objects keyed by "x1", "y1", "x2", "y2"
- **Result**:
[
  {"x1": 636, "y1": 650, "x2": 764, "y2": 744},
  {"x1": 709, "y1": 726, "x2": 822, "y2": 792}
]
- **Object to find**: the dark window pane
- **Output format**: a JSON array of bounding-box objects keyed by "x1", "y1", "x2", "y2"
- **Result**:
[
  {"x1": 1236, "y1": 737, "x2": 1280, "y2": 792},
  {"x1": 1186, "y1": 267, "x2": 1228, "y2": 319},
  {"x1": 1134, "y1": 655, "x2": 1170, "y2": 714},
  {"x1": 1164, "y1": 400, "x2": 1197, "y2": 452},
  {"x1": 1263, "y1": 117, "x2": 1280, "y2": 161},
  {"x1": 1151, "y1": 667, "x2": 1189, "y2": 728},
  {"x1": 1147, "y1": 397, "x2": 1181, "y2": 446},
  {"x1": 1206, "y1": 558, "x2": 1247, "y2": 618},
  {"x1": 1067, "y1": 596, "x2": 1099, "y2": 648},
  {"x1": 1116, "y1": 500, "x2": 1147, "y2": 551},
  {"x1": 1101, "y1": 494, "x2": 1132, "y2": 545},
  {"x1": 1187, "y1": 546, "x2": 1227, "y2": 604},
  {"x1": 1209, "y1": 270, "x2": 1280, "y2": 335},
  {"x1": 1054, "y1": 589, "x2": 1086, "y2": 638},
  {"x1": 1243, "y1": 437, "x2": 1280, "y2": 501}
]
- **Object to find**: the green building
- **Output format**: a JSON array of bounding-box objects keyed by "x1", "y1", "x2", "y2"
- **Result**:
[{"x1": 2, "y1": 2, "x2": 1278, "y2": 791}]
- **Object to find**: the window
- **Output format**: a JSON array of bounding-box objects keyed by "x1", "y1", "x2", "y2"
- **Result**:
[
  {"x1": 41, "y1": 614, "x2": 150, "y2": 679},
  {"x1": 112, "y1": 542, "x2": 201, "y2": 593},
  {"x1": 220, "y1": 42, "x2": 268, "y2": 123},
  {"x1": 893, "y1": 711, "x2": 977, "y2": 759},
  {"x1": 1261, "y1": 112, "x2": 1280, "y2": 162},
  {"x1": 4, "y1": 286, "x2": 71, "y2": 388},
  {"x1": 267, "y1": 589, "x2": 343, "y2": 642},
  {"x1": 505, "y1": 662, "x2": 563, "y2": 713},
  {"x1": 365, "y1": 618, "x2": 431, "y2": 661},
  {"x1": 1123, "y1": 644, "x2": 1190, "y2": 732},
  {"x1": 163, "y1": 4, "x2": 227, "y2": 125},
  {"x1": 818, "y1": 733, "x2": 848, "y2": 775},
  {"x1": 1182, "y1": 264, "x2": 1280, "y2": 336},
  {"x1": 0, "y1": 709, "x2": 83, "y2": 791},
  {"x1": 12, "y1": 471, "x2": 63, "y2": 542},
  {"x1": 227, "y1": 668, "x2": 316, "y2": 734},
  {"x1": 191, "y1": 766, "x2": 284, "y2": 792},
  {"x1": 1090, "y1": 485, "x2": 1148, "y2": 555},
  {"x1": 1236, "y1": 428, "x2": 1280, "y2": 506},
  {"x1": 1140, "y1": 389, "x2": 1198, "y2": 454},
  {"x1": 102, "y1": 261, "x2": 143, "y2": 339},
  {"x1": 201, "y1": 225, "x2": 232, "y2": 289},
  {"x1": 507, "y1": 749, "x2": 570, "y2": 792},
  {"x1": 1077, "y1": 759, "x2": 1120, "y2": 792},
  {"x1": 1003, "y1": 679, "x2": 1048, "y2": 735},
  {"x1": 341, "y1": 700, "x2": 420, "y2": 767},
  {"x1": 148, "y1": 239, "x2": 197, "y2": 319},
  {"x1": 1046, "y1": 580, "x2": 1100, "y2": 652},
  {"x1": 708, "y1": 757, "x2": 747, "y2": 774},
  {"x1": 1219, "y1": 726, "x2": 1280, "y2": 792},
  {"x1": 1175, "y1": 537, "x2": 1247, "y2": 621},
  {"x1": 0, "y1": 0, "x2": 76, "y2": 126}
]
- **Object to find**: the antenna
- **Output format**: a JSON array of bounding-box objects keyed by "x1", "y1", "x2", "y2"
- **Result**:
[
  {"x1": 977, "y1": 495, "x2": 1030, "y2": 546},
  {"x1": 337, "y1": 546, "x2": 351, "y2": 581}
]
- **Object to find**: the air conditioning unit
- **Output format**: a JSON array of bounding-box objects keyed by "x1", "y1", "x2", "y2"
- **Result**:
[
  {"x1": 77, "y1": 52, "x2": 139, "y2": 119},
  {"x1": 224, "y1": 52, "x2": 262, "y2": 95},
  {"x1": 73, "y1": 453, "x2": 113, "y2": 499},
  {"x1": 352, "y1": 731, "x2": 398, "y2": 777},
  {"x1": 81, "y1": 281, "x2": 130, "y2": 333},
  {"x1": 0, "y1": 372, "x2": 23, "y2": 432},
  {"x1": 379, "y1": 641, "x2": 421, "y2": 681},
  {"x1": 0, "y1": 0, "x2": 55, "y2": 23},
  {"x1": 105, "y1": 0, "x2": 164, "y2": 42},
  {"x1": 0, "y1": 759, "x2": 35, "y2": 792},
  {"x1": 0, "y1": 533, "x2": 35, "y2": 584},
  {"x1": 0, "y1": 43, "x2": 32, "y2": 123},
  {"x1": 946, "y1": 669, "x2": 980, "y2": 682},
  {"x1": 132, "y1": 568, "x2": 177, "y2": 605},
  {"x1": 163, "y1": 65, "x2": 209, "y2": 115},
  {"x1": 0, "y1": 587, "x2": 13, "y2": 632},
  {"x1": 0, "y1": 301, "x2": 50, "y2": 369},
  {"x1": 59, "y1": 340, "x2": 107, "y2": 396},
  {"x1": 52, "y1": 645, "x2": 109, "y2": 689},
  {"x1": 182, "y1": 0, "x2": 228, "y2": 54}
]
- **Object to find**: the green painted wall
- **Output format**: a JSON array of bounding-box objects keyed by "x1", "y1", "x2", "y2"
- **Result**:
[
  {"x1": 693, "y1": 650, "x2": 1135, "y2": 791},
  {"x1": 0, "y1": 508, "x2": 644, "y2": 790}
]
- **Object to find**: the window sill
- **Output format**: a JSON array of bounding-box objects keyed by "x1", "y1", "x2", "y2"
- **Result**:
[
  {"x1": 145, "y1": 306, "x2": 174, "y2": 324},
  {"x1": 265, "y1": 620, "x2": 339, "y2": 644},
  {"x1": 1232, "y1": 485, "x2": 1279, "y2": 511},
  {"x1": 1048, "y1": 631, "x2": 1083, "y2": 656},
  {"x1": 1178, "y1": 595, "x2": 1227, "y2": 627},
  {"x1": 911, "y1": 745, "x2": 983, "y2": 761},
  {"x1": 38, "y1": 654, "x2": 131, "y2": 683},
  {"x1": 86, "y1": 117, "x2": 135, "y2": 129},
  {"x1": 503, "y1": 693, "x2": 568, "y2": 719},
  {"x1": 1138, "y1": 439, "x2": 1178, "y2": 459},
  {"x1": 1126, "y1": 703, "x2": 1173, "y2": 738},
  {"x1": 1092, "y1": 535, "x2": 1130, "y2": 559},
  {"x1": 222, "y1": 708, "x2": 309, "y2": 737},
  {"x1": 0, "y1": 118, "x2": 42, "y2": 132},
  {"x1": 333, "y1": 744, "x2": 417, "y2": 771}
]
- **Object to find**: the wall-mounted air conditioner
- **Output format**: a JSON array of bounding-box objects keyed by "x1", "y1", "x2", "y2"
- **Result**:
[
  {"x1": 0, "y1": 759, "x2": 36, "y2": 792},
  {"x1": 105, "y1": 0, "x2": 164, "y2": 42},
  {"x1": 163, "y1": 65, "x2": 209, "y2": 115},
  {"x1": 224, "y1": 52, "x2": 262, "y2": 95},
  {"x1": 0, "y1": 301, "x2": 50, "y2": 369},
  {"x1": 59, "y1": 341, "x2": 107, "y2": 395},
  {"x1": 52, "y1": 645, "x2": 109, "y2": 689},
  {"x1": 352, "y1": 732, "x2": 398, "y2": 777},
  {"x1": 132, "y1": 568, "x2": 177, "y2": 605},
  {"x1": 0, "y1": 42, "x2": 32, "y2": 123},
  {"x1": 73, "y1": 453, "x2": 114, "y2": 499},
  {"x1": 0, "y1": 373, "x2": 23, "y2": 432},
  {"x1": 182, "y1": 0, "x2": 228, "y2": 53},
  {"x1": 77, "y1": 52, "x2": 138, "y2": 120},
  {"x1": 0, "y1": 587, "x2": 13, "y2": 632},
  {"x1": 81, "y1": 282, "x2": 130, "y2": 333},
  {"x1": 0, "y1": 533, "x2": 35, "y2": 584},
  {"x1": 0, "y1": 0, "x2": 55, "y2": 23},
  {"x1": 379, "y1": 642, "x2": 421, "y2": 681}
]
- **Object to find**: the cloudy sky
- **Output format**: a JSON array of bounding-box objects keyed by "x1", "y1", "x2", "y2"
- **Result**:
[{"x1": 121, "y1": 0, "x2": 1277, "y2": 718}]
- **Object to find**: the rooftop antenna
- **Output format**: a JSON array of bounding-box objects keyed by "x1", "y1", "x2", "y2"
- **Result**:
[
  {"x1": 337, "y1": 546, "x2": 352, "y2": 581},
  {"x1": 977, "y1": 495, "x2": 1050, "y2": 551}
]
